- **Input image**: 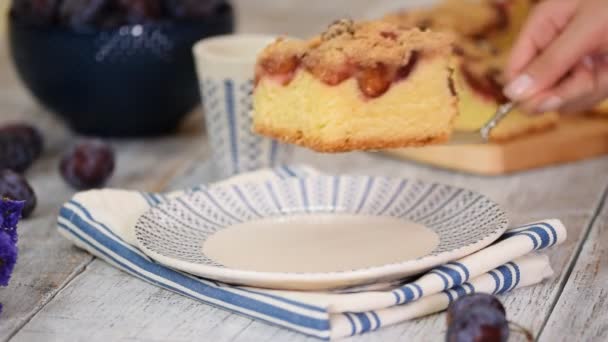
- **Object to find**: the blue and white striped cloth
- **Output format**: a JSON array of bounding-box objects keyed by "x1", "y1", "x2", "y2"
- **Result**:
[{"x1": 57, "y1": 166, "x2": 566, "y2": 340}]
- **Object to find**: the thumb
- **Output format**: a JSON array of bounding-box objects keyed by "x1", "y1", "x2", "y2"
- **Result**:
[{"x1": 504, "y1": 1, "x2": 604, "y2": 101}]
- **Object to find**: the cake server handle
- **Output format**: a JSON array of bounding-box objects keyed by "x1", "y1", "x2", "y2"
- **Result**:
[
  {"x1": 479, "y1": 102, "x2": 516, "y2": 141},
  {"x1": 447, "y1": 102, "x2": 516, "y2": 145}
]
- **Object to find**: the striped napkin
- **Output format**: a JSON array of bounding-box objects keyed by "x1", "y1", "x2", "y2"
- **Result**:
[{"x1": 57, "y1": 166, "x2": 566, "y2": 340}]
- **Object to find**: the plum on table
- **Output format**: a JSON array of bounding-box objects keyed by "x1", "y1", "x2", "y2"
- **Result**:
[
  {"x1": 58, "y1": 0, "x2": 109, "y2": 29},
  {"x1": 0, "y1": 123, "x2": 44, "y2": 173},
  {"x1": 447, "y1": 293, "x2": 506, "y2": 325},
  {"x1": 0, "y1": 170, "x2": 37, "y2": 218},
  {"x1": 10, "y1": 0, "x2": 61, "y2": 25},
  {"x1": 60, "y1": 140, "x2": 115, "y2": 190},
  {"x1": 447, "y1": 305, "x2": 509, "y2": 342},
  {"x1": 162, "y1": 0, "x2": 224, "y2": 19},
  {"x1": 117, "y1": 0, "x2": 161, "y2": 24}
]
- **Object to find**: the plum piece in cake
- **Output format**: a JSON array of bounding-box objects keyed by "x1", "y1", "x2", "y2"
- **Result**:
[{"x1": 252, "y1": 20, "x2": 458, "y2": 153}]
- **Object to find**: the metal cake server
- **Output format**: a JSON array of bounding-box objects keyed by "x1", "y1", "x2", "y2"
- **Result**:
[{"x1": 447, "y1": 102, "x2": 516, "y2": 145}]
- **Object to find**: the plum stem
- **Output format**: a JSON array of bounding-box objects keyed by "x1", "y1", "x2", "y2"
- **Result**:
[{"x1": 508, "y1": 321, "x2": 534, "y2": 342}]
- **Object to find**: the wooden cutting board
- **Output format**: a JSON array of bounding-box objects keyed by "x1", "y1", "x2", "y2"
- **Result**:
[{"x1": 384, "y1": 117, "x2": 608, "y2": 175}]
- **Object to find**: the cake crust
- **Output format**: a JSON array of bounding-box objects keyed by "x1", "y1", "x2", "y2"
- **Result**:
[
  {"x1": 254, "y1": 123, "x2": 450, "y2": 153},
  {"x1": 489, "y1": 113, "x2": 559, "y2": 142},
  {"x1": 256, "y1": 20, "x2": 454, "y2": 88}
]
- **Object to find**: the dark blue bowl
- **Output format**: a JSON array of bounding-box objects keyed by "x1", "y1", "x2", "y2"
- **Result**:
[{"x1": 8, "y1": 6, "x2": 234, "y2": 137}]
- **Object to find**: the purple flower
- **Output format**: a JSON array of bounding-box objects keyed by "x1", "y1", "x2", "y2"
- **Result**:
[
  {"x1": 0, "y1": 198, "x2": 23, "y2": 318},
  {"x1": 0, "y1": 231, "x2": 17, "y2": 287},
  {"x1": 1, "y1": 198, "x2": 25, "y2": 243}
]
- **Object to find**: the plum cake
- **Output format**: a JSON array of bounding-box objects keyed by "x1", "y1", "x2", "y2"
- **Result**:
[{"x1": 252, "y1": 20, "x2": 458, "y2": 152}]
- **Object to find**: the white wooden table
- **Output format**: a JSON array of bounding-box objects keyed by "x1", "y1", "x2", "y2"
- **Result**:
[{"x1": 1, "y1": 25, "x2": 608, "y2": 342}]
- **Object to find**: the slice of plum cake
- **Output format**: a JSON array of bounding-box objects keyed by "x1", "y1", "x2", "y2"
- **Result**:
[{"x1": 252, "y1": 20, "x2": 458, "y2": 152}]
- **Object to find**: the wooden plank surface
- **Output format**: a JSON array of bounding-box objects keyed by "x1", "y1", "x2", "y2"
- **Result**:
[
  {"x1": 9, "y1": 149, "x2": 608, "y2": 341},
  {"x1": 539, "y1": 191, "x2": 608, "y2": 342},
  {"x1": 385, "y1": 117, "x2": 608, "y2": 175}
]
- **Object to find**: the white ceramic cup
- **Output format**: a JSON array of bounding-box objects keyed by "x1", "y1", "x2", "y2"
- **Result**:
[{"x1": 193, "y1": 34, "x2": 293, "y2": 180}]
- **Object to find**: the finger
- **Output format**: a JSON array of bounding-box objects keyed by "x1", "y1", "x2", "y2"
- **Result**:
[
  {"x1": 504, "y1": 2, "x2": 605, "y2": 101},
  {"x1": 517, "y1": 62, "x2": 595, "y2": 114},
  {"x1": 519, "y1": 54, "x2": 608, "y2": 114},
  {"x1": 505, "y1": 0, "x2": 579, "y2": 80},
  {"x1": 560, "y1": 55, "x2": 608, "y2": 113}
]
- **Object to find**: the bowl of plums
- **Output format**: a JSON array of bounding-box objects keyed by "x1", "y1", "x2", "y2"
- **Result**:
[{"x1": 8, "y1": 0, "x2": 234, "y2": 137}]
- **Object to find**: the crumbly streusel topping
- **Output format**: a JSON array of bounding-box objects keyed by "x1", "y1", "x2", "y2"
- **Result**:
[{"x1": 257, "y1": 19, "x2": 454, "y2": 71}]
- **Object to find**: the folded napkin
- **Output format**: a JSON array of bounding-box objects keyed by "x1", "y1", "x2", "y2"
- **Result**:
[{"x1": 57, "y1": 166, "x2": 566, "y2": 340}]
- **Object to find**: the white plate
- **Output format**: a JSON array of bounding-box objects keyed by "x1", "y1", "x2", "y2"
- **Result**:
[{"x1": 135, "y1": 175, "x2": 508, "y2": 290}]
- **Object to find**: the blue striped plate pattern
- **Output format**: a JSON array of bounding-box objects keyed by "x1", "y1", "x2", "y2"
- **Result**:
[{"x1": 134, "y1": 175, "x2": 508, "y2": 290}]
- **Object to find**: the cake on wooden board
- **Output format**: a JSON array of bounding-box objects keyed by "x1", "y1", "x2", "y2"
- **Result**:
[
  {"x1": 385, "y1": 0, "x2": 557, "y2": 142},
  {"x1": 253, "y1": 0, "x2": 606, "y2": 157},
  {"x1": 450, "y1": 43, "x2": 559, "y2": 141}
]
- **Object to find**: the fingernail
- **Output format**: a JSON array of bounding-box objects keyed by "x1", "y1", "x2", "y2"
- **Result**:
[
  {"x1": 537, "y1": 96, "x2": 562, "y2": 112},
  {"x1": 504, "y1": 74, "x2": 534, "y2": 100}
]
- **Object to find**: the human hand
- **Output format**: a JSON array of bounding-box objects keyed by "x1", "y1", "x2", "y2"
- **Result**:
[{"x1": 503, "y1": 0, "x2": 608, "y2": 114}]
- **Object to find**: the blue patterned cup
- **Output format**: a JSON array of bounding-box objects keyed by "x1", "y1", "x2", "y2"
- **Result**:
[{"x1": 193, "y1": 34, "x2": 293, "y2": 179}]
